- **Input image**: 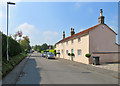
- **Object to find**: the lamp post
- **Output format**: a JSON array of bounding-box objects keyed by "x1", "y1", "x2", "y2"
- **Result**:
[{"x1": 7, "y1": 2, "x2": 15, "y2": 61}]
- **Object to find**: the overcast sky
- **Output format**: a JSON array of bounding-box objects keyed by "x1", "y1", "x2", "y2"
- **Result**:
[{"x1": 1, "y1": 1, "x2": 119, "y2": 46}]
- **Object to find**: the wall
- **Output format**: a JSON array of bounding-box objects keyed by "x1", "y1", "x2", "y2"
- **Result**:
[
  {"x1": 56, "y1": 33, "x2": 90, "y2": 64},
  {"x1": 89, "y1": 24, "x2": 119, "y2": 63}
]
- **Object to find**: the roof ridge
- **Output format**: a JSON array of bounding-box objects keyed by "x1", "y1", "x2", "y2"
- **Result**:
[{"x1": 56, "y1": 24, "x2": 101, "y2": 44}]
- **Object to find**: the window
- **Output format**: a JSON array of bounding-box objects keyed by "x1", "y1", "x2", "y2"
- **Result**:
[
  {"x1": 78, "y1": 49, "x2": 81, "y2": 56},
  {"x1": 66, "y1": 50, "x2": 68, "y2": 55},
  {"x1": 66, "y1": 41, "x2": 68, "y2": 45},
  {"x1": 71, "y1": 49, "x2": 74, "y2": 53},
  {"x1": 78, "y1": 37, "x2": 81, "y2": 43},
  {"x1": 62, "y1": 50, "x2": 63, "y2": 53},
  {"x1": 58, "y1": 50, "x2": 60, "y2": 53},
  {"x1": 71, "y1": 39, "x2": 74, "y2": 44}
]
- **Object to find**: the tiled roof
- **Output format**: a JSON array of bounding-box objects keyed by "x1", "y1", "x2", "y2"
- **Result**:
[{"x1": 56, "y1": 24, "x2": 117, "y2": 44}]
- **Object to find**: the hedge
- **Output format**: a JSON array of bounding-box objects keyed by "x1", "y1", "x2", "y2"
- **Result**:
[
  {"x1": 2, "y1": 53, "x2": 27, "y2": 77},
  {"x1": 2, "y1": 33, "x2": 22, "y2": 60}
]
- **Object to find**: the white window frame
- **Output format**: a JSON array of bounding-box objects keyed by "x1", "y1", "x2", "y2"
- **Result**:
[
  {"x1": 66, "y1": 50, "x2": 68, "y2": 55},
  {"x1": 71, "y1": 39, "x2": 74, "y2": 44},
  {"x1": 62, "y1": 50, "x2": 63, "y2": 54},
  {"x1": 58, "y1": 50, "x2": 60, "y2": 53},
  {"x1": 66, "y1": 41, "x2": 68, "y2": 45},
  {"x1": 78, "y1": 37, "x2": 81, "y2": 43},
  {"x1": 78, "y1": 49, "x2": 81, "y2": 56}
]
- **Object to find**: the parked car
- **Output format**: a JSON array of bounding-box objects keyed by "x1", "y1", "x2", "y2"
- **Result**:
[
  {"x1": 42, "y1": 52, "x2": 47, "y2": 57},
  {"x1": 46, "y1": 52, "x2": 55, "y2": 59}
]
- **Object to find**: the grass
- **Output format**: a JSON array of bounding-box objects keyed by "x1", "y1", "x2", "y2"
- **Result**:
[{"x1": 2, "y1": 53, "x2": 28, "y2": 77}]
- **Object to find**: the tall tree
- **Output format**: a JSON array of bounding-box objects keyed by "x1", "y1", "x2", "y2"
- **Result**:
[{"x1": 20, "y1": 36, "x2": 31, "y2": 52}]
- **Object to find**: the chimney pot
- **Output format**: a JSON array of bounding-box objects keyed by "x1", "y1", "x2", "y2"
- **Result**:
[
  {"x1": 98, "y1": 9, "x2": 105, "y2": 24},
  {"x1": 63, "y1": 31, "x2": 65, "y2": 39}
]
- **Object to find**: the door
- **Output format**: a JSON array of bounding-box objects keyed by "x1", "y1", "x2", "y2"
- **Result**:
[{"x1": 71, "y1": 49, "x2": 74, "y2": 61}]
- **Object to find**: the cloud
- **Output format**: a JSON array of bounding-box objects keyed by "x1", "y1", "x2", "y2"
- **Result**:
[
  {"x1": 43, "y1": 31, "x2": 59, "y2": 44},
  {"x1": 16, "y1": 22, "x2": 39, "y2": 35},
  {"x1": 16, "y1": 23, "x2": 40, "y2": 45}
]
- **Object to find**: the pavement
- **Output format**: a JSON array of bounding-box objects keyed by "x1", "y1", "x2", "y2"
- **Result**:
[
  {"x1": 2, "y1": 54, "x2": 31, "y2": 84},
  {"x1": 2, "y1": 52, "x2": 119, "y2": 84},
  {"x1": 16, "y1": 53, "x2": 118, "y2": 84},
  {"x1": 91, "y1": 62, "x2": 119, "y2": 73}
]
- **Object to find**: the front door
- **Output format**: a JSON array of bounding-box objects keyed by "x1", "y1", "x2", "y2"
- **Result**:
[{"x1": 71, "y1": 49, "x2": 74, "y2": 61}]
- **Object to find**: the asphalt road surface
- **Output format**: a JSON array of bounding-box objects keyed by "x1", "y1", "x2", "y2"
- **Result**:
[{"x1": 16, "y1": 53, "x2": 118, "y2": 84}]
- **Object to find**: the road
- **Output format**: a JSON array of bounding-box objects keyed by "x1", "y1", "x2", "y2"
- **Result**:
[{"x1": 16, "y1": 52, "x2": 118, "y2": 84}]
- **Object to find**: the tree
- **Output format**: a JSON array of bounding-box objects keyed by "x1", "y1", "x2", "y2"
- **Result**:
[
  {"x1": 13, "y1": 34, "x2": 17, "y2": 40},
  {"x1": 20, "y1": 36, "x2": 31, "y2": 52},
  {"x1": 53, "y1": 44, "x2": 56, "y2": 49},
  {"x1": 33, "y1": 43, "x2": 49, "y2": 52},
  {"x1": 41, "y1": 43, "x2": 49, "y2": 51},
  {"x1": 13, "y1": 31, "x2": 22, "y2": 43},
  {"x1": 33, "y1": 45, "x2": 38, "y2": 51}
]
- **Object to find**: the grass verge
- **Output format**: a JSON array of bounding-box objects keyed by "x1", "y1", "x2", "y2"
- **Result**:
[{"x1": 2, "y1": 53, "x2": 28, "y2": 78}]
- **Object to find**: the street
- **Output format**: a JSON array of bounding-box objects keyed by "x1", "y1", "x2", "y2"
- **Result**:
[{"x1": 16, "y1": 52, "x2": 118, "y2": 84}]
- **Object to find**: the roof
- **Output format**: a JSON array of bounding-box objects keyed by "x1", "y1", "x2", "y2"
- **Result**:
[{"x1": 56, "y1": 24, "x2": 117, "y2": 44}]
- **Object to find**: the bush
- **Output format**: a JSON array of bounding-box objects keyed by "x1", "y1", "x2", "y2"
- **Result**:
[
  {"x1": 71, "y1": 53, "x2": 75, "y2": 56},
  {"x1": 68, "y1": 53, "x2": 75, "y2": 56},
  {"x1": 41, "y1": 51, "x2": 44, "y2": 54},
  {"x1": 2, "y1": 53, "x2": 27, "y2": 77},
  {"x1": 85, "y1": 53, "x2": 91, "y2": 58},
  {"x1": 56, "y1": 52, "x2": 60, "y2": 54},
  {"x1": 68, "y1": 53, "x2": 71, "y2": 56}
]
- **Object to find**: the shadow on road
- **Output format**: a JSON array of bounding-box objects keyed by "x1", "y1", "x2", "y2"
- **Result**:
[{"x1": 16, "y1": 57, "x2": 42, "y2": 84}]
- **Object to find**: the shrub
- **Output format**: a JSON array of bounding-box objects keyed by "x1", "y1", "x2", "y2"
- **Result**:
[
  {"x1": 68, "y1": 53, "x2": 71, "y2": 56},
  {"x1": 2, "y1": 53, "x2": 27, "y2": 77},
  {"x1": 2, "y1": 33, "x2": 22, "y2": 60},
  {"x1": 56, "y1": 52, "x2": 60, "y2": 54},
  {"x1": 85, "y1": 53, "x2": 91, "y2": 58},
  {"x1": 71, "y1": 53, "x2": 75, "y2": 56}
]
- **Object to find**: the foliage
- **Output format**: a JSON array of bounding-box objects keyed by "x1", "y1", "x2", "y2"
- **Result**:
[
  {"x1": 68, "y1": 53, "x2": 71, "y2": 56},
  {"x1": 56, "y1": 52, "x2": 60, "y2": 54},
  {"x1": 8, "y1": 37, "x2": 22, "y2": 57},
  {"x1": 49, "y1": 49, "x2": 56, "y2": 56},
  {"x1": 33, "y1": 43, "x2": 49, "y2": 52},
  {"x1": 2, "y1": 33, "x2": 22, "y2": 60},
  {"x1": 2, "y1": 53, "x2": 27, "y2": 77},
  {"x1": 17, "y1": 31, "x2": 22, "y2": 37},
  {"x1": 41, "y1": 50, "x2": 44, "y2": 53},
  {"x1": 53, "y1": 44, "x2": 56, "y2": 49},
  {"x1": 71, "y1": 53, "x2": 75, "y2": 56},
  {"x1": 20, "y1": 36, "x2": 31, "y2": 52},
  {"x1": 85, "y1": 53, "x2": 91, "y2": 58},
  {"x1": 68, "y1": 53, "x2": 75, "y2": 56},
  {"x1": 33, "y1": 45, "x2": 38, "y2": 51}
]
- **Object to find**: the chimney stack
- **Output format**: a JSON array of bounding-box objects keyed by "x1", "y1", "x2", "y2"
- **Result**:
[
  {"x1": 63, "y1": 31, "x2": 65, "y2": 39},
  {"x1": 73, "y1": 28, "x2": 75, "y2": 34},
  {"x1": 71, "y1": 27, "x2": 73, "y2": 36},
  {"x1": 98, "y1": 9, "x2": 105, "y2": 24},
  {"x1": 70, "y1": 27, "x2": 75, "y2": 36}
]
